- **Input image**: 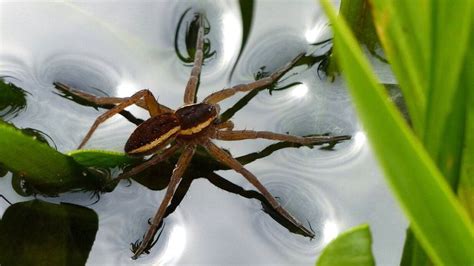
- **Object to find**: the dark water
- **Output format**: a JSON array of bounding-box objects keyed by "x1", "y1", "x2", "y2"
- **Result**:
[{"x1": 0, "y1": 1, "x2": 405, "y2": 265}]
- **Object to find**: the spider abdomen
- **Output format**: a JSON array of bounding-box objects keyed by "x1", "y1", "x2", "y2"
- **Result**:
[
  {"x1": 175, "y1": 103, "x2": 218, "y2": 137},
  {"x1": 125, "y1": 113, "x2": 181, "y2": 156}
]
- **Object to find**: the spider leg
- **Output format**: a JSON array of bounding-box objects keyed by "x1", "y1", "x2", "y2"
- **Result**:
[
  {"x1": 183, "y1": 14, "x2": 204, "y2": 104},
  {"x1": 54, "y1": 82, "x2": 173, "y2": 113},
  {"x1": 203, "y1": 53, "x2": 304, "y2": 104},
  {"x1": 116, "y1": 144, "x2": 181, "y2": 180},
  {"x1": 77, "y1": 89, "x2": 162, "y2": 149},
  {"x1": 132, "y1": 144, "x2": 195, "y2": 259},
  {"x1": 215, "y1": 120, "x2": 234, "y2": 131},
  {"x1": 215, "y1": 130, "x2": 351, "y2": 144},
  {"x1": 202, "y1": 140, "x2": 315, "y2": 238}
]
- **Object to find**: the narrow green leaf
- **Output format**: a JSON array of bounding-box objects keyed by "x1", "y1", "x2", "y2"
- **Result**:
[
  {"x1": 424, "y1": 1, "x2": 472, "y2": 160},
  {"x1": 0, "y1": 200, "x2": 98, "y2": 266},
  {"x1": 436, "y1": 82, "x2": 467, "y2": 188},
  {"x1": 320, "y1": 1, "x2": 474, "y2": 265},
  {"x1": 68, "y1": 149, "x2": 139, "y2": 168},
  {"x1": 339, "y1": 0, "x2": 380, "y2": 56},
  {"x1": 317, "y1": 224, "x2": 374, "y2": 266},
  {"x1": 370, "y1": 0, "x2": 427, "y2": 135},
  {"x1": 459, "y1": 88, "x2": 474, "y2": 220},
  {"x1": 0, "y1": 121, "x2": 102, "y2": 194},
  {"x1": 372, "y1": 1, "x2": 473, "y2": 263},
  {"x1": 458, "y1": 18, "x2": 474, "y2": 220},
  {"x1": 400, "y1": 229, "x2": 429, "y2": 266}
]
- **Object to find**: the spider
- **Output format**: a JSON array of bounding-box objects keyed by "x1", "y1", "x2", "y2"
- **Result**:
[{"x1": 54, "y1": 14, "x2": 350, "y2": 259}]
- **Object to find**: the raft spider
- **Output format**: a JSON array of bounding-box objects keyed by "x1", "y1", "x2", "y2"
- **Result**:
[{"x1": 54, "y1": 13, "x2": 350, "y2": 259}]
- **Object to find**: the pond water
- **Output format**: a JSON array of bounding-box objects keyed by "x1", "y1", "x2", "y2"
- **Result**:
[{"x1": 0, "y1": 0, "x2": 407, "y2": 265}]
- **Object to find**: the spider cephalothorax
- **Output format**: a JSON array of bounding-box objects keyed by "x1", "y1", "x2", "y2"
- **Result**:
[
  {"x1": 124, "y1": 103, "x2": 219, "y2": 156},
  {"x1": 54, "y1": 13, "x2": 350, "y2": 260}
]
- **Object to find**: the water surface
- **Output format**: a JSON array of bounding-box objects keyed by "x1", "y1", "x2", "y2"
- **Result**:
[{"x1": 0, "y1": 1, "x2": 406, "y2": 265}]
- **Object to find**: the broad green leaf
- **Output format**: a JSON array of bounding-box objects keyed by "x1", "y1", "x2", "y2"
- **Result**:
[
  {"x1": 0, "y1": 121, "x2": 103, "y2": 195},
  {"x1": 0, "y1": 200, "x2": 98, "y2": 266},
  {"x1": 316, "y1": 224, "x2": 374, "y2": 266},
  {"x1": 320, "y1": 1, "x2": 474, "y2": 265}
]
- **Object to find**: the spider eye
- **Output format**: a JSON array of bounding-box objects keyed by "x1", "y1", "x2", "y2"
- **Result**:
[{"x1": 125, "y1": 113, "x2": 180, "y2": 156}]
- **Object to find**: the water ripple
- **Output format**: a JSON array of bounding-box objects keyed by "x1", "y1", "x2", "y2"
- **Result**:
[
  {"x1": 88, "y1": 181, "x2": 187, "y2": 265},
  {"x1": 35, "y1": 53, "x2": 122, "y2": 94},
  {"x1": 230, "y1": 30, "x2": 307, "y2": 110},
  {"x1": 273, "y1": 109, "x2": 362, "y2": 169},
  {"x1": 244, "y1": 170, "x2": 339, "y2": 257},
  {"x1": 169, "y1": 0, "x2": 241, "y2": 87}
]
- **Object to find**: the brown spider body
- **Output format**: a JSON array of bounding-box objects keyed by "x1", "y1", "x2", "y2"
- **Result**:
[{"x1": 125, "y1": 103, "x2": 218, "y2": 156}]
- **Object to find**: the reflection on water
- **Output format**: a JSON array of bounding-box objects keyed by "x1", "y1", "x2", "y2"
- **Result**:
[
  {"x1": 0, "y1": 0, "x2": 407, "y2": 265},
  {"x1": 0, "y1": 79, "x2": 28, "y2": 121}
]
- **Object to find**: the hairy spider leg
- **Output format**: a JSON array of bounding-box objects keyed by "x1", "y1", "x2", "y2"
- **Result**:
[
  {"x1": 203, "y1": 53, "x2": 305, "y2": 104},
  {"x1": 132, "y1": 145, "x2": 196, "y2": 259},
  {"x1": 116, "y1": 144, "x2": 182, "y2": 180},
  {"x1": 54, "y1": 82, "x2": 173, "y2": 113},
  {"x1": 77, "y1": 89, "x2": 162, "y2": 149},
  {"x1": 215, "y1": 130, "x2": 351, "y2": 144},
  {"x1": 183, "y1": 14, "x2": 205, "y2": 104},
  {"x1": 203, "y1": 140, "x2": 315, "y2": 238}
]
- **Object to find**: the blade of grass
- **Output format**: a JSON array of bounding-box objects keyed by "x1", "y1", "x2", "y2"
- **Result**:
[
  {"x1": 459, "y1": 88, "x2": 474, "y2": 220},
  {"x1": 458, "y1": 18, "x2": 474, "y2": 220},
  {"x1": 339, "y1": 0, "x2": 379, "y2": 56},
  {"x1": 373, "y1": 2, "x2": 473, "y2": 263},
  {"x1": 369, "y1": 0, "x2": 427, "y2": 136},
  {"x1": 320, "y1": 1, "x2": 474, "y2": 265},
  {"x1": 316, "y1": 224, "x2": 374, "y2": 266},
  {"x1": 423, "y1": 1, "x2": 472, "y2": 160},
  {"x1": 399, "y1": 229, "x2": 429, "y2": 266}
]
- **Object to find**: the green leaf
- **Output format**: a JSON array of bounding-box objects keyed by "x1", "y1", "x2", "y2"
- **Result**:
[
  {"x1": 320, "y1": 1, "x2": 474, "y2": 265},
  {"x1": 400, "y1": 229, "x2": 429, "y2": 266},
  {"x1": 339, "y1": 0, "x2": 381, "y2": 58},
  {"x1": 0, "y1": 200, "x2": 98, "y2": 266},
  {"x1": 0, "y1": 121, "x2": 103, "y2": 195},
  {"x1": 458, "y1": 19, "x2": 474, "y2": 221},
  {"x1": 316, "y1": 224, "x2": 374, "y2": 266},
  {"x1": 370, "y1": 1, "x2": 474, "y2": 264},
  {"x1": 369, "y1": 0, "x2": 428, "y2": 135},
  {"x1": 68, "y1": 149, "x2": 139, "y2": 168},
  {"x1": 423, "y1": 1, "x2": 472, "y2": 160}
]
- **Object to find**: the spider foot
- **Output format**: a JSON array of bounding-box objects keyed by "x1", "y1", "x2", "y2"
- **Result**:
[{"x1": 130, "y1": 223, "x2": 165, "y2": 260}]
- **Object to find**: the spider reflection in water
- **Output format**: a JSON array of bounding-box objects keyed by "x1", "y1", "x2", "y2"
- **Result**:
[{"x1": 54, "y1": 13, "x2": 350, "y2": 259}]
